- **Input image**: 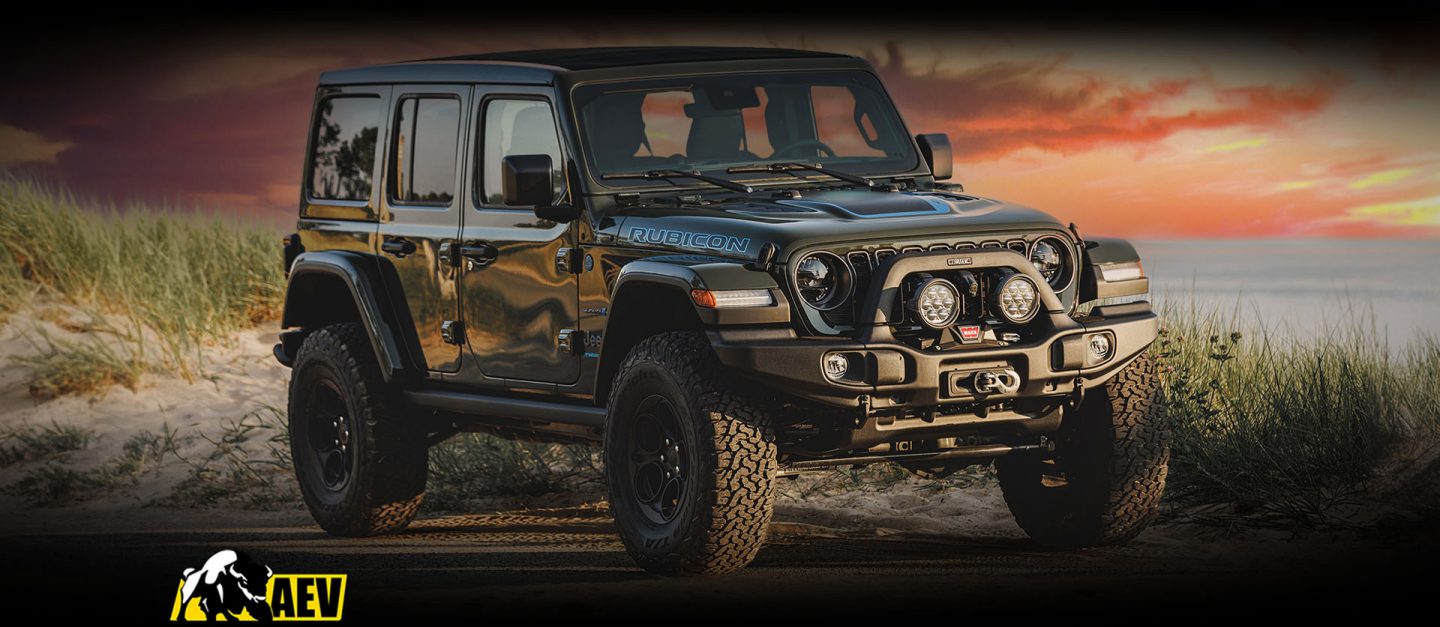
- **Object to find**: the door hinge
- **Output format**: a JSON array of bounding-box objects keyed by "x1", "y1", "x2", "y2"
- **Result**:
[
  {"x1": 441, "y1": 320, "x2": 466, "y2": 345},
  {"x1": 439, "y1": 241, "x2": 459, "y2": 267},
  {"x1": 557, "y1": 329, "x2": 584, "y2": 355},
  {"x1": 555, "y1": 247, "x2": 583, "y2": 274}
]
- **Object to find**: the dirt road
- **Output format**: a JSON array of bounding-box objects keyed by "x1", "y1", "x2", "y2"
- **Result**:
[{"x1": 4, "y1": 505, "x2": 1432, "y2": 620}]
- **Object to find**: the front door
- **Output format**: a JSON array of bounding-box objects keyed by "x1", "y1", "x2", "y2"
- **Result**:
[
  {"x1": 460, "y1": 89, "x2": 580, "y2": 384},
  {"x1": 377, "y1": 85, "x2": 470, "y2": 373}
]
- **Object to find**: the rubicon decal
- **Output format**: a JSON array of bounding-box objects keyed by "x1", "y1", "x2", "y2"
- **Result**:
[
  {"x1": 170, "y1": 550, "x2": 346, "y2": 621},
  {"x1": 626, "y1": 227, "x2": 751, "y2": 254}
]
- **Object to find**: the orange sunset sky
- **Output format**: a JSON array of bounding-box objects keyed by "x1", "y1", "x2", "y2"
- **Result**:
[{"x1": 3, "y1": 19, "x2": 1437, "y2": 239}]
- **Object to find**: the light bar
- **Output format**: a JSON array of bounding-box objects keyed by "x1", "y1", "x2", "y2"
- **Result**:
[{"x1": 690, "y1": 288, "x2": 775, "y2": 309}]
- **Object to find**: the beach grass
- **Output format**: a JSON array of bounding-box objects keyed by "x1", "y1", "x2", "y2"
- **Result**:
[
  {"x1": 1154, "y1": 298, "x2": 1440, "y2": 528},
  {"x1": 0, "y1": 175, "x2": 283, "y2": 382}
]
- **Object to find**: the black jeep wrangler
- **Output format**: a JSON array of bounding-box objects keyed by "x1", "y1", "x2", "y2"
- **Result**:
[{"x1": 277, "y1": 47, "x2": 1164, "y2": 576}]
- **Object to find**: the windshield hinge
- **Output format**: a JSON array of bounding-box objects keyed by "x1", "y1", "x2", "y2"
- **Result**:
[{"x1": 556, "y1": 247, "x2": 583, "y2": 275}]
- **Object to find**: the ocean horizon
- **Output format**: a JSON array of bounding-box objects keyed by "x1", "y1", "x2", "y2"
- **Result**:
[{"x1": 1134, "y1": 238, "x2": 1440, "y2": 347}]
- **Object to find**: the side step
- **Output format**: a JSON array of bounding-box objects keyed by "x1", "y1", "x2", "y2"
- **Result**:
[
  {"x1": 403, "y1": 389, "x2": 607, "y2": 427},
  {"x1": 783, "y1": 440, "x2": 1048, "y2": 472}
]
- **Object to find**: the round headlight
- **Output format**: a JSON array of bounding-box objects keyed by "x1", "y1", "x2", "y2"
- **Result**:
[
  {"x1": 906, "y1": 278, "x2": 961, "y2": 329},
  {"x1": 991, "y1": 274, "x2": 1039, "y2": 323},
  {"x1": 1029, "y1": 236, "x2": 1073, "y2": 290},
  {"x1": 793, "y1": 252, "x2": 852, "y2": 311}
]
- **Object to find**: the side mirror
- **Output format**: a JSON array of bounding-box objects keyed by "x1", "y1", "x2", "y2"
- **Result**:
[
  {"x1": 501, "y1": 154, "x2": 578, "y2": 222},
  {"x1": 915, "y1": 133, "x2": 953, "y2": 181}
]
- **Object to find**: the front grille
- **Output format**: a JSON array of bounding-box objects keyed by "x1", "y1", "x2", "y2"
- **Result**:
[{"x1": 814, "y1": 234, "x2": 1070, "y2": 333}]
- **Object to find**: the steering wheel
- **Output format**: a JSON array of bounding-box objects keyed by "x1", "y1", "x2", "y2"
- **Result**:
[{"x1": 772, "y1": 139, "x2": 837, "y2": 159}]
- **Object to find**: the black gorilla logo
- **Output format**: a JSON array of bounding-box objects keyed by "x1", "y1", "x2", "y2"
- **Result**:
[{"x1": 178, "y1": 550, "x2": 274, "y2": 621}]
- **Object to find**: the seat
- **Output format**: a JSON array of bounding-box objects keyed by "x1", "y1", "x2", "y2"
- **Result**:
[
  {"x1": 587, "y1": 94, "x2": 649, "y2": 172},
  {"x1": 684, "y1": 100, "x2": 756, "y2": 164}
]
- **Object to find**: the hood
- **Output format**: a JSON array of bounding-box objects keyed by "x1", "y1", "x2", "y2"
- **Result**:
[{"x1": 602, "y1": 189, "x2": 1067, "y2": 261}]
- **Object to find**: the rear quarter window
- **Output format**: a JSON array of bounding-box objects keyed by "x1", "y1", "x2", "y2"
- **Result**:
[{"x1": 309, "y1": 96, "x2": 382, "y2": 202}]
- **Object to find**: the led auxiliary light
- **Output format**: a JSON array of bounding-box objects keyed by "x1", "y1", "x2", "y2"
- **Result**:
[
  {"x1": 822, "y1": 353, "x2": 850, "y2": 381},
  {"x1": 905, "y1": 278, "x2": 962, "y2": 329},
  {"x1": 991, "y1": 274, "x2": 1039, "y2": 323}
]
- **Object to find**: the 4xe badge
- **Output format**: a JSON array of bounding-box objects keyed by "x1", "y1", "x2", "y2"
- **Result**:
[
  {"x1": 957, "y1": 324, "x2": 983, "y2": 344},
  {"x1": 170, "y1": 550, "x2": 346, "y2": 621}
]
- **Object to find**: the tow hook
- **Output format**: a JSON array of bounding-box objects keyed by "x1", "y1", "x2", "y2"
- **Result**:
[
  {"x1": 1067, "y1": 378, "x2": 1085, "y2": 412},
  {"x1": 973, "y1": 369, "x2": 1021, "y2": 395}
]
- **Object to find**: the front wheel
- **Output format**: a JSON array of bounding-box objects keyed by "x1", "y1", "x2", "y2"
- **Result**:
[
  {"x1": 288, "y1": 323, "x2": 428, "y2": 536},
  {"x1": 604, "y1": 332, "x2": 778, "y2": 576},
  {"x1": 996, "y1": 352, "x2": 1169, "y2": 547}
]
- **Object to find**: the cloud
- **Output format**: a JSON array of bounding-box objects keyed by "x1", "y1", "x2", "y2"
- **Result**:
[
  {"x1": 152, "y1": 50, "x2": 345, "y2": 102},
  {"x1": 1349, "y1": 167, "x2": 1418, "y2": 189},
  {"x1": 0, "y1": 123, "x2": 72, "y2": 166},
  {"x1": 869, "y1": 42, "x2": 1344, "y2": 160},
  {"x1": 1339, "y1": 196, "x2": 1440, "y2": 226},
  {"x1": 1205, "y1": 138, "x2": 1268, "y2": 153}
]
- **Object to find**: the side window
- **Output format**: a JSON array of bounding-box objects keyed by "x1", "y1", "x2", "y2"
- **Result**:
[
  {"x1": 309, "y1": 96, "x2": 382, "y2": 202},
  {"x1": 482, "y1": 99, "x2": 564, "y2": 206},
  {"x1": 390, "y1": 96, "x2": 461, "y2": 205}
]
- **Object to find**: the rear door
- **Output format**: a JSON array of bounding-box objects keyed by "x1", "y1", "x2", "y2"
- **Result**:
[
  {"x1": 460, "y1": 88, "x2": 580, "y2": 384},
  {"x1": 376, "y1": 85, "x2": 470, "y2": 373}
]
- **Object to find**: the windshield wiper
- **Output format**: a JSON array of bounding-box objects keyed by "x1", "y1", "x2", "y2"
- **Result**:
[
  {"x1": 603, "y1": 169, "x2": 753, "y2": 194},
  {"x1": 726, "y1": 162, "x2": 875, "y2": 189}
]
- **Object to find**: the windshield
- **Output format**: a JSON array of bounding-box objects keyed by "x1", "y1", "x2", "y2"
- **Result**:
[{"x1": 573, "y1": 71, "x2": 917, "y2": 184}]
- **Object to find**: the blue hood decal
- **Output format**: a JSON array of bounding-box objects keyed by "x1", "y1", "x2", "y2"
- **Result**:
[{"x1": 775, "y1": 191, "x2": 954, "y2": 219}]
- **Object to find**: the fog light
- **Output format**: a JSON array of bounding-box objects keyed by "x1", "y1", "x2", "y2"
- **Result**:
[
  {"x1": 823, "y1": 353, "x2": 850, "y2": 381},
  {"x1": 1088, "y1": 333, "x2": 1113, "y2": 362}
]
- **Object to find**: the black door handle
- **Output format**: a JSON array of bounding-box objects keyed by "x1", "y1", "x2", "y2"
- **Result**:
[
  {"x1": 460, "y1": 241, "x2": 498, "y2": 266},
  {"x1": 381, "y1": 238, "x2": 417, "y2": 258}
]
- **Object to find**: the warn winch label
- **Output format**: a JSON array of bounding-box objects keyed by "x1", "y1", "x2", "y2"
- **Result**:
[
  {"x1": 958, "y1": 325, "x2": 982, "y2": 343},
  {"x1": 626, "y1": 227, "x2": 751, "y2": 254}
]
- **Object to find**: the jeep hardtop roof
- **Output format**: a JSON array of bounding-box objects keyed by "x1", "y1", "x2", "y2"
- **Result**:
[{"x1": 318, "y1": 46, "x2": 869, "y2": 86}]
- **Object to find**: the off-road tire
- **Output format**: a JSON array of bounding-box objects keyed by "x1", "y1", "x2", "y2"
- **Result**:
[
  {"x1": 289, "y1": 323, "x2": 427, "y2": 536},
  {"x1": 996, "y1": 352, "x2": 1168, "y2": 547},
  {"x1": 604, "y1": 331, "x2": 779, "y2": 576}
]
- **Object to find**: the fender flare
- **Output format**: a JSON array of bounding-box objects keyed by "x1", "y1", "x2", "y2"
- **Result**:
[
  {"x1": 606, "y1": 256, "x2": 790, "y2": 332},
  {"x1": 593, "y1": 256, "x2": 790, "y2": 403},
  {"x1": 280, "y1": 251, "x2": 408, "y2": 381},
  {"x1": 1079, "y1": 236, "x2": 1150, "y2": 303}
]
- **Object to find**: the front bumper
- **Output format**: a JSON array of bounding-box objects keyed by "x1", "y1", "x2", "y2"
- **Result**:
[
  {"x1": 711, "y1": 304, "x2": 1156, "y2": 410},
  {"x1": 710, "y1": 247, "x2": 1158, "y2": 412}
]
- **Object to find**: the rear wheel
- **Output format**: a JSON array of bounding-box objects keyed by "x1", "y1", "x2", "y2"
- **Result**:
[
  {"x1": 996, "y1": 352, "x2": 1168, "y2": 547},
  {"x1": 289, "y1": 323, "x2": 427, "y2": 536},
  {"x1": 604, "y1": 332, "x2": 778, "y2": 576}
]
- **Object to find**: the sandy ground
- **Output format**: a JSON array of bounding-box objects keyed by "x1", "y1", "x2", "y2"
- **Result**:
[{"x1": 0, "y1": 305, "x2": 293, "y2": 521}]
